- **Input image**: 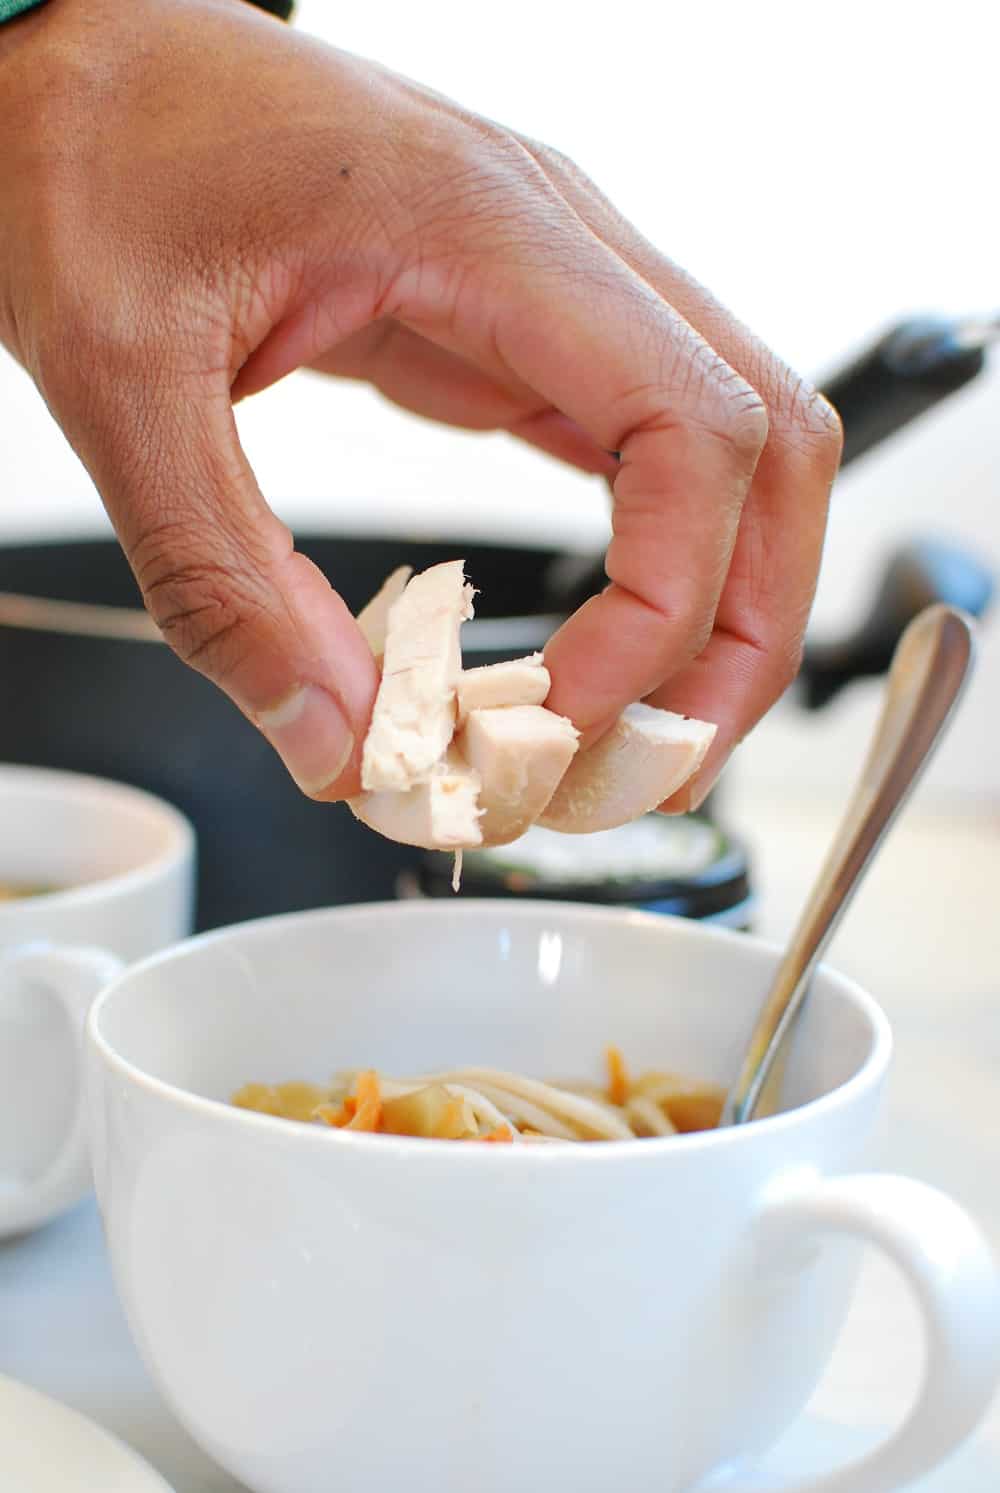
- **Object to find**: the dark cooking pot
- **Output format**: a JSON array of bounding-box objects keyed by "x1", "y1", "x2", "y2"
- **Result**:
[
  {"x1": 0, "y1": 535, "x2": 570, "y2": 930},
  {"x1": 2, "y1": 528, "x2": 991, "y2": 933}
]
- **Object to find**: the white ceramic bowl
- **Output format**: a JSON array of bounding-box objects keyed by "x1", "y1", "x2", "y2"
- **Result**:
[{"x1": 86, "y1": 901, "x2": 1000, "y2": 1493}]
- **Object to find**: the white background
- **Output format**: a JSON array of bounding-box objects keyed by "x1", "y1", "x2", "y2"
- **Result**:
[{"x1": 1, "y1": 0, "x2": 997, "y2": 808}]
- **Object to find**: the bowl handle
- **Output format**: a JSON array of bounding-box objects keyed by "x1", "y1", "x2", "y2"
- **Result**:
[
  {"x1": 745, "y1": 1171, "x2": 1000, "y2": 1492},
  {"x1": 0, "y1": 943, "x2": 124, "y2": 1238}
]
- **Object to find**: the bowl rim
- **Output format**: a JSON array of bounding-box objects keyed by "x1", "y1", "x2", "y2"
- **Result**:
[{"x1": 86, "y1": 898, "x2": 893, "y2": 1166}]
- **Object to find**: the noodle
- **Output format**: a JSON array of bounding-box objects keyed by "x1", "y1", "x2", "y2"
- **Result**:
[{"x1": 232, "y1": 1046, "x2": 725, "y2": 1143}]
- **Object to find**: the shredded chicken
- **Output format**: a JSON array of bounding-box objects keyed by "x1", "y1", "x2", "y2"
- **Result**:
[{"x1": 348, "y1": 563, "x2": 715, "y2": 873}]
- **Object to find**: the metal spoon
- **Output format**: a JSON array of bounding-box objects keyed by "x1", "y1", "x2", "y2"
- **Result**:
[{"x1": 719, "y1": 603, "x2": 976, "y2": 1127}]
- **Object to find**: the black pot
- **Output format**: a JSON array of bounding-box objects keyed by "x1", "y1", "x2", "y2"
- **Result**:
[{"x1": 0, "y1": 535, "x2": 564, "y2": 931}]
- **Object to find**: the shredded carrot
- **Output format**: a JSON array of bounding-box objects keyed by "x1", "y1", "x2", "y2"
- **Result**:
[
  {"x1": 475, "y1": 1125, "x2": 514, "y2": 1143},
  {"x1": 606, "y1": 1045, "x2": 629, "y2": 1108},
  {"x1": 313, "y1": 1084, "x2": 374, "y2": 1131},
  {"x1": 346, "y1": 1070, "x2": 383, "y2": 1133}
]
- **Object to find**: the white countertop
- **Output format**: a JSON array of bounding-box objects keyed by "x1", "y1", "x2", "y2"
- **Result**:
[{"x1": 1, "y1": 793, "x2": 998, "y2": 1491}]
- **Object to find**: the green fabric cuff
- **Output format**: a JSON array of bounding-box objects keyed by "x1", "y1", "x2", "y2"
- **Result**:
[
  {"x1": 0, "y1": 0, "x2": 48, "y2": 22},
  {"x1": 0, "y1": 0, "x2": 293, "y2": 20}
]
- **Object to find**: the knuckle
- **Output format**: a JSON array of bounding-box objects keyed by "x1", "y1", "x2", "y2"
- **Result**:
[
  {"x1": 767, "y1": 368, "x2": 845, "y2": 479},
  {"x1": 645, "y1": 334, "x2": 772, "y2": 471},
  {"x1": 770, "y1": 632, "x2": 805, "y2": 696},
  {"x1": 607, "y1": 554, "x2": 717, "y2": 661},
  {"x1": 519, "y1": 134, "x2": 580, "y2": 183},
  {"x1": 433, "y1": 116, "x2": 525, "y2": 191},
  {"x1": 132, "y1": 523, "x2": 269, "y2": 678},
  {"x1": 397, "y1": 123, "x2": 533, "y2": 252},
  {"x1": 400, "y1": 130, "x2": 584, "y2": 279},
  {"x1": 637, "y1": 579, "x2": 716, "y2": 657},
  {"x1": 615, "y1": 348, "x2": 771, "y2": 476},
  {"x1": 711, "y1": 380, "x2": 771, "y2": 465},
  {"x1": 464, "y1": 122, "x2": 558, "y2": 183},
  {"x1": 687, "y1": 606, "x2": 717, "y2": 660},
  {"x1": 678, "y1": 356, "x2": 770, "y2": 468},
  {"x1": 747, "y1": 618, "x2": 807, "y2": 706},
  {"x1": 798, "y1": 390, "x2": 844, "y2": 473},
  {"x1": 452, "y1": 122, "x2": 580, "y2": 215}
]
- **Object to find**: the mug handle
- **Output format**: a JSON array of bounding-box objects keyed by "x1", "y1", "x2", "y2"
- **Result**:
[
  {"x1": 748, "y1": 1171, "x2": 1000, "y2": 1493},
  {"x1": 0, "y1": 943, "x2": 125, "y2": 1237}
]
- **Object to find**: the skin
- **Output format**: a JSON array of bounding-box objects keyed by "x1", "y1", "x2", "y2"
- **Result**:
[{"x1": 0, "y1": 0, "x2": 842, "y2": 811}]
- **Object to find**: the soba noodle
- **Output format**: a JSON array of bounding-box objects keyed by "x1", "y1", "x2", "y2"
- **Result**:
[{"x1": 232, "y1": 1048, "x2": 724, "y2": 1143}]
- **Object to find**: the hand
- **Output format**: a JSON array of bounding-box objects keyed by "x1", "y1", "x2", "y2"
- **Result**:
[{"x1": 0, "y1": 0, "x2": 841, "y2": 807}]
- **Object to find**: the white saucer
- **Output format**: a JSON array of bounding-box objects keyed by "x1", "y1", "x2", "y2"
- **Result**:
[{"x1": 0, "y1": 1374, "x2": 174, "y2": 1493}]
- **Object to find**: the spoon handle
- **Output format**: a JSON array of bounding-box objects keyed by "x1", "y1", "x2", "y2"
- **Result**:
[{"x1": 720, "y1": 604, "x2": 976, "y2": 1127}]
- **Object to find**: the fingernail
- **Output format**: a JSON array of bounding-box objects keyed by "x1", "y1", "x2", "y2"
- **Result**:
[
  {"x1": 658, "y1": 771, "x2": 715, "y2": 818},
  {"x1": 660, "y1": 786, "x2": 693, "y2": 816},
  {"x1": 256, "y1": 685, "x2": 354, "y2": 795},
  {"x1": 687, "y1": 779, "x2": 712, "y2": 813},
  {"x1": 688, "y1": 763, "x2": 725, "y2": 813}
]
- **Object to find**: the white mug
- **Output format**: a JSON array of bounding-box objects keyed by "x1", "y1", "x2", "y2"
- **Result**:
[
  {"x1": 85, "y1": 901, "x2": 999, "y2": 1493},
  {"x1": 1, "y1": 763, "x2": 195, "y2": 1238}
]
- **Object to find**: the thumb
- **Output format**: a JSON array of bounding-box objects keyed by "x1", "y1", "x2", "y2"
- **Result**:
[{"x1": 79, "y1": 378, "x2": 377, "y2": 800}]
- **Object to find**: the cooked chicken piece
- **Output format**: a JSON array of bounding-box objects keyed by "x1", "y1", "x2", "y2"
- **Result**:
[
  {"x1": 456, "y1": 655, "x2": 550, "y2": 723},
  {"x1": 361, "y1": 560, "x2": 474, "y2": 793},
  {"x1": 355, "y1": 565, "x2": 412, "y2": 659},
  {"x1": 350, "y1": 565, "x2": 716, "y2": 859},
  {"x1": 350, "y1": 751, "x2": 482, "y2": 850},
  {"x1": 538, "y1": 703, "x2": 716, "y2": 834},
  {"x1": 459, "y1": 704, "x2": 579, "y2": 847}
]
